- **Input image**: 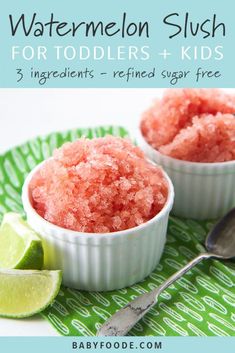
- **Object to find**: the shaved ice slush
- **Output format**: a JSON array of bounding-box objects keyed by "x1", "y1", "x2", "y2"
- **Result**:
[
  {"x1": 141, "y1": 88, "x2": 235, "y2": 162},
  {"x1": 29, "y1": 136, "x2": 168, "y2": 233}
]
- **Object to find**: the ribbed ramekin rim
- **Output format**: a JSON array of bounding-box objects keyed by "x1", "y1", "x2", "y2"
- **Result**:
[
  {"x1": 22, "y1": 159, "x2": 174, "y2": 241},
  {"x1": 137, "y1": 128, "x2": 235, "y2": 169}
]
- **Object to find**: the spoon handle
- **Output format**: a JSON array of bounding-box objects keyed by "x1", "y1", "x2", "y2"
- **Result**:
[{"x1": 97, "y1": 252, "x2": 213, "y2": 336}]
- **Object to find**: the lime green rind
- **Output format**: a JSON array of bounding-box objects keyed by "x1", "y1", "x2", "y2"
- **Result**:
[
  {"x1": 0, "y1": 212, "x2": 44, "y2": 270},
  {"x1": 14, "y1": 240, "x2": 44, "y2": 270},
  {"x1": 0, "y1": 270, "x2": 62, "y2": 318}
]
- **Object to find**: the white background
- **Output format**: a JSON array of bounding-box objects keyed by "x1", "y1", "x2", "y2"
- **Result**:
[
  {"x1": 0, "y1": 88, "x2": 164, "y2": 336},
  {"x1": 0, "y1": 88, "x2": 166, "y2": 154},
  {"x1": 0, "y1": 88, "x2": 234, "y2": 335}
]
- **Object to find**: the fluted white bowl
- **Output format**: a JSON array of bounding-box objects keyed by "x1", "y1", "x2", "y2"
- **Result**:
[
  {"x1": 137, "y1": 129, "x2": 235, "y2": 220},
  {"x1": 22, "y1": 161, "x2": 174, "y2": 292}
]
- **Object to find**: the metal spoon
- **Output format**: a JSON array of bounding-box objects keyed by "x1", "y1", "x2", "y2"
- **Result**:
[{"x1": 97, "y1": 208, "x2": 235, "y2": 336}]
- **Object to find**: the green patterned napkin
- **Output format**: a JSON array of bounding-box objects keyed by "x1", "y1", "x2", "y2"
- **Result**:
[{"x1": 0, "y1": 126, "x2": 234, "y2": 336}]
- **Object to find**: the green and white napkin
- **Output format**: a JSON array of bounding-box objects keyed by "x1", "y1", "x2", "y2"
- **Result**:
[{"x1": 0, "y1": 126, "x2": 234, "y2": 336}]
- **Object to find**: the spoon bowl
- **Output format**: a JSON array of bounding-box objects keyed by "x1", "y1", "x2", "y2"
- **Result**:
[{"x1": 206, "y1": 207, "x2": 235, "y2": 259}]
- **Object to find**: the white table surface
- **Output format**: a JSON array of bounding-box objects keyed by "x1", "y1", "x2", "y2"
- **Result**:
[
  {"x1": 0, "y1": 88, "x2": 163, "y2": 336},
  {"x1": 0, "y1": 87, "x2": 234, "y2": 336}
]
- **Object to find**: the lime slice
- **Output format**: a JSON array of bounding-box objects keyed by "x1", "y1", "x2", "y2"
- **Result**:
[
  {"x1": 0, "y1": 213, "x2": 43, "y2": 270},
  {"x1": 0, "y1": 269, "x2": 62, "y2": 318}
]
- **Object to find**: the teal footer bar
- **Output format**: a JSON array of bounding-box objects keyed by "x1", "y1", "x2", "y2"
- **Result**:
[{"x1": 0, "y1": 337, "x2": 234, "y2": 353}]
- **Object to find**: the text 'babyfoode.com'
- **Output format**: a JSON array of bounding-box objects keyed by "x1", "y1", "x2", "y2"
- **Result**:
[{"x1": 72, "y1": 339, "x2": 163, "y2": 351}]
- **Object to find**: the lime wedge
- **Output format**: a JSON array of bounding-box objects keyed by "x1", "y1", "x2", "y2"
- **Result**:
[
  {"x1": 0, "y1": 269, "x2": 62, "y2": 318},
  {"x1": 0, "y1": 213, "x2": 43, "y2": 270}
]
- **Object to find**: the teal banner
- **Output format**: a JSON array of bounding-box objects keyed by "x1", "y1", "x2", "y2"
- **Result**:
[
  {"x1": 0, "y1": 0, "x2": 234, "y2": 87},
  {"x1": 0, "y1": 337, "x2": 235, "y2": 353}
]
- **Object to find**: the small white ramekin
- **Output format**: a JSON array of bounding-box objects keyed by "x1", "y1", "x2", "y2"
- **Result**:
[
  {"x1": 22, "y1": 161, "x2": 174, "y2": 292},
  {"x1": 137, "y1": 129, "x2": 235, "y2": 220}
]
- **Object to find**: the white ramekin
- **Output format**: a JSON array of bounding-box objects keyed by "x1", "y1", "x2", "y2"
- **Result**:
[
  {"x1": 22, "y1": 161, "x2": 174, "y2": 292},
  {"x1": 137, "y1": 129, "x2": 235, "y2": 220}
]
